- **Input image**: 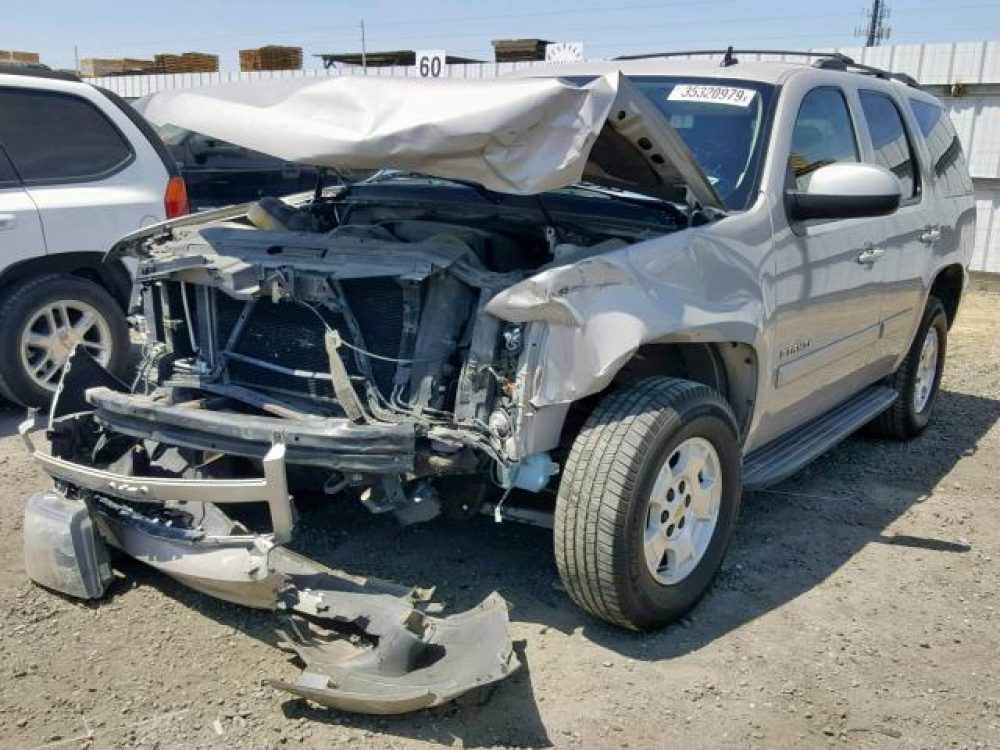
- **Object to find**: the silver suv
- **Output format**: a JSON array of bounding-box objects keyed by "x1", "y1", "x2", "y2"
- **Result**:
[{"x1": 21, "y1": 52, "x2": 974, "y2": 712}]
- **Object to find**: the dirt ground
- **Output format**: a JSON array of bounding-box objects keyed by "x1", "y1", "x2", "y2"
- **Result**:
[{"x1": 0, "y1": 290, "x2": 998, "y2": 750}]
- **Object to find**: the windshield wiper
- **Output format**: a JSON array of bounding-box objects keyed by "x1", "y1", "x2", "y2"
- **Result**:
[
  {"x1": 567, "y1": 182, "x2": 686, "y2": 221},
  {"x1": 366, "y1": 170, "x2": 503, "y2": 204}
]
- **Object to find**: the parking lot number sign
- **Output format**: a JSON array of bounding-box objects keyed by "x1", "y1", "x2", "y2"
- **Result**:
[{"x1": 416, "y1": 50, "x2": 446, "y2": 78}]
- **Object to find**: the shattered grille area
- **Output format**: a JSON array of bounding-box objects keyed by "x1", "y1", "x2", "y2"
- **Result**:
[
  {"x1": 340, "y1": 278, "x2": 406, "y2": 395},
  {"x1": 210, "y1": 279, "x2": 408, "y2": 403}
]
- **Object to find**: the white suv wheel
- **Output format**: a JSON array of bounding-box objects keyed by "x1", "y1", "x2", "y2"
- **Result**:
[{"x1": 20, "y1": 300, "x2": 114, "y2": 391}]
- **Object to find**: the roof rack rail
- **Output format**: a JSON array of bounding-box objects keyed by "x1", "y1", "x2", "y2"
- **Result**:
[{"x1": 612, "y1": 49, "x2": 920, "y2": 88}]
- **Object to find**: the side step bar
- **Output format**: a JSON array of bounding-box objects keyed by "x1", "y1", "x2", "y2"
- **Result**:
[{"x1": 742, "y1": 385, "x2": 897, "y2": 491}]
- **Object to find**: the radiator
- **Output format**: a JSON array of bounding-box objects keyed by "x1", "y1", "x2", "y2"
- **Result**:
[{"x1": 207, "y1": 278, "x2": 408, "y2": 403}]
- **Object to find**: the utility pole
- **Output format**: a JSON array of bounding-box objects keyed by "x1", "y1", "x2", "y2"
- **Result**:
[
  {"x1": 856, "y1": 0, "x2": 891, "y2": 47},
  {"x1": 360, "y1": 19, "x2": 367, "y2": 73}
]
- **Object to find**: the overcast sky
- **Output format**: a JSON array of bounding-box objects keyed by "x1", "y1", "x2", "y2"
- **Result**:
[{"x1": 6, "y1": 0, "x2": 1000, "y2": 71}]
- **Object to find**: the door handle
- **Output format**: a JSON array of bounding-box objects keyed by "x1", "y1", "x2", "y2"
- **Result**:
[
  {"x1": 856, "y1": 245, "x2": 885, "y2": 264},
  {"x1": 920, "y1": 225, "x2": 941, "y2": 243},
  {"x1": 0, "y1": 213, "x2": 15, "y2": 230}
]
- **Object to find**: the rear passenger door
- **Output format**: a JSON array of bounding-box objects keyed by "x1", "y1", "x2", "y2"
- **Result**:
[
  {"x1": 768, "y1": 85, "x2": 886, "y2": 435},
  {"x1": 855, "y1": 89, "x2": 930, "y2": 373},
  {"x1": 0, "y1": 145, "x2": 46, "y2": 271},
  {"x1": 0, "y1": 87, "x2": 163, "y2": 258}
]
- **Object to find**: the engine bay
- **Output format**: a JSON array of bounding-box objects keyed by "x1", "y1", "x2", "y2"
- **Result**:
[{"x1": 47, "y1": 179, "x2": 686, "y2": 528}]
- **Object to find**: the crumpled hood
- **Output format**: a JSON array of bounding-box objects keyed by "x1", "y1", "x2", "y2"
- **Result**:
[{"x1": 135, "y1": 72, "x2": 723, "y2": 209}]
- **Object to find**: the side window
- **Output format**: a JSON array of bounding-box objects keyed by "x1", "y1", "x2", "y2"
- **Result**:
[
  {"x1": 858, "y1": 90, "x2": 919, "y2": 201},
  {"x1": 788, "y1": 87, "x2": 859, "y2": 191},
  {"x1": 0, "y1": 89, "x2": 134, "y2": 184},
  {"x1": 0, "y1": 147, "x2": 18, "y2": 187},
  {"x1": 908, "y1": 98, "x2": 974, "y2": 198}
]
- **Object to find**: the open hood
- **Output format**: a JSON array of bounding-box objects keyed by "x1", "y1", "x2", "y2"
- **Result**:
[{"x1": 136, "y1": 72, "x2": 724, "y2": 211}]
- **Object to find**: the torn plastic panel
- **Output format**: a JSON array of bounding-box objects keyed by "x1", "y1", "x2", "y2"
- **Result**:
[{"x1": 20, "y1": 365, "x2": 520, "y2": 714}]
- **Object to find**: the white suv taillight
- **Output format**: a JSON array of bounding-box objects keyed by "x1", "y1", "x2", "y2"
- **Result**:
[{"x1": 164, "y1": 175, "x2": 190, "y2": 219}]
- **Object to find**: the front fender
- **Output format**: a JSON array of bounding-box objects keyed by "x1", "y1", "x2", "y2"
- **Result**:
[{"x1": 487, "y1": 226, "x2": 766, "y2": 410}]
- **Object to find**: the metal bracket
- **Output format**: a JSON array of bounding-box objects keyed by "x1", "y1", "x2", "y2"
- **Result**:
[
  {"x1": 22, "y1": 419, "x2": 297, "y2": 544},
  {"x1": 264, "y1": 437, "x2": 296, "y2": 543}
]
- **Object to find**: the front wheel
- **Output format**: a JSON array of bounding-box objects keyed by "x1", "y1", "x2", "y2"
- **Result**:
[{"x1": 554, "y1": 377, "x2": 743, "y2": 630}]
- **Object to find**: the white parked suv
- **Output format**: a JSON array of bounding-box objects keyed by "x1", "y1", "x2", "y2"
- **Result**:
[{"x1": 0, "y1": 65, "x2": 188, "y2": 406}]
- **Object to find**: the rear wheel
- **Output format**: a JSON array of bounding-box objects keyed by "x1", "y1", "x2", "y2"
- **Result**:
[
  {"x1": 0, "y1": 274, "x2": 129, "y2": 407},
  {"x1": 869, "y1": 296, "x2": 948, "y2": 439},
  {"x1": 554, "y1": 377, "x2": 742, "y2": 630}
]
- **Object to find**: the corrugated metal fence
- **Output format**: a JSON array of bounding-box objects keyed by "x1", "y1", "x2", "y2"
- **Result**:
[{"x1": 90, "y1": 42, "x2": 1000, "y2": 273}]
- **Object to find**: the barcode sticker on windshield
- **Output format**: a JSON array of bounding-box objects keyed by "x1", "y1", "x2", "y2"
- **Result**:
[{"x1": 668, "y1": 84, "x2": 756, "y2": 107}]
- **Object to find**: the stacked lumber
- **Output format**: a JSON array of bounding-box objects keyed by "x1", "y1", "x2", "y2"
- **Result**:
[
  {"x1": 239, "y1": 45, "x2": 303, "y2": 72},
  {"x1": 80, "y1": 57, "x2": 158, "y2": 77},
  {"x1": 154, "y1": 52, "x2": 219, "y2": 74},
  {"x1": 491, "y1": 39, "x2": 551, "y2": 63},
  {"x1": 0, "y1": 50, "x2": 40, "y2": 64}
]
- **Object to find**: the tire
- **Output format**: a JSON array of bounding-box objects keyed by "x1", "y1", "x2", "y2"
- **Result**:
[
  {"x1": 554, "y1": 377, "x2": 743, "y2": 630},
  {"x1": 868, "y1": 296, "x2": 948, "y2": 440},
  {"x1": 0, "y1": 274, "x2": 129, "y2": 408}
]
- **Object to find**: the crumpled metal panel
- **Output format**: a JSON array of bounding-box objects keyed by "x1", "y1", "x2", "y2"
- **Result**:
[{"x1": 136, "y1": 73, "x2": 620, "y2": 195}]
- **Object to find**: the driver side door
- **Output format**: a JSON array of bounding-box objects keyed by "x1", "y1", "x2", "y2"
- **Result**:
[{"x1": 765, "y1": 85, "x2": 886, "y2": 438}]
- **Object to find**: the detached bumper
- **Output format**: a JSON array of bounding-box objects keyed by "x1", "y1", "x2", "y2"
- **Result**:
[
  {"x1": 87, "y1": 387, "x2": 416, "y2": 473},
  {"x1": 20, "y1": 417, "x2": 520, "y2": 715}
]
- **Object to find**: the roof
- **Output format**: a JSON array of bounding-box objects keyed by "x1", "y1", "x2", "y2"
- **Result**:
[
  {"x1": 0, "y1": 62, "x2": 80, "y2": 82},
  {"x1": 514, "y1": 56, "x2": 899, "y2": 86}
]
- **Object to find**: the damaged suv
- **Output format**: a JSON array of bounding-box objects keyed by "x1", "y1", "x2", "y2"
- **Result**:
[{"x1": 21, "y1": 52, "x2": 974, "y2": 712}]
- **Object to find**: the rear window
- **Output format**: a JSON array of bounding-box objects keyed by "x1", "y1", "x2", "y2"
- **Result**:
[
  {"x1": 908, "y1": 98, "x2": 973, "y2": 198},
  {"x1": 0, "y1": 88, "x2": 134, "y2": 183}
]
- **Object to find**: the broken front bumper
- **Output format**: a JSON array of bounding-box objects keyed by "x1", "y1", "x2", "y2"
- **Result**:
[
  {"x1": 20, "y1": 417, "x2": 520, "y2": 714},
  {"x1": 88, "y1": 387, "x2": 417, "y2": 474}
]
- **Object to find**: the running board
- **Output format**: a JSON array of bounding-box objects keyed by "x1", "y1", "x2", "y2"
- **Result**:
[{"x1": 742, "y1": 386, "x2": 897, "y2": 491}]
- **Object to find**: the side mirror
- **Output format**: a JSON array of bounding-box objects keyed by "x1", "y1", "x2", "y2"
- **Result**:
[{"x1": 786, "y1": 162, "x2": 901, "y2": 221}]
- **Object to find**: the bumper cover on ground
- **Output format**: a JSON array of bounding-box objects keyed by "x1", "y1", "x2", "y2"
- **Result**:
[{"x1": 20, "y1": 416, "x2": 520, "y2": 715}]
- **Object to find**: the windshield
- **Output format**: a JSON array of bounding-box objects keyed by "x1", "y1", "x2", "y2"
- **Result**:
[{"x1": 632, "y1": 77, "x2": 775, "y2": 210}]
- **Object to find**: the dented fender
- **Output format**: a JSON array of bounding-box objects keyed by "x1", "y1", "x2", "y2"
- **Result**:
[{"x1": 487, "y1": 217, "x2": 770, "y2": 456}]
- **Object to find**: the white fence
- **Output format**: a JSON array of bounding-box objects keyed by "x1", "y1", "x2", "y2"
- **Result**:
[
  {"x1": 89, "y1": 42, "x2": 1000, "y2": 273},
  {"x1": 86, "y1": 61, "x2": 549, "y2": 99}
]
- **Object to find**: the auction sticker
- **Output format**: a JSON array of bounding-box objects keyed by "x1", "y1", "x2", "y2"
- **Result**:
[{"x1": 668, "y1": 84, "x2": 756, "y2": 107}]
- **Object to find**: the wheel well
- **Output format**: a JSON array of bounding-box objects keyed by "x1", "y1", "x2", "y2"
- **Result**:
[
  {"x1": 929, "y1": 264, "x2": 964, "y2": 328},
  {"x1": 610, "y1": 342, "x2": 758, "y2": 438},
  {"x1": 0, "y1": 253, "x2": 132, "y2": 311}
]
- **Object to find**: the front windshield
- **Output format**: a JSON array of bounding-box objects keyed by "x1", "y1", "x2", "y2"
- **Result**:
[{"x1": 632, "y1": 77, "x2": 775, "y2": 210}]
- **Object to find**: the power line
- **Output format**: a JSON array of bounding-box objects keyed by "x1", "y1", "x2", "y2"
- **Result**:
[
  {"x1": 354, "y1": 4, "x2": 997, "y2": 47},
  {"x1": 86, "y1": 0, "x2": 739, "y2": 51},
  {"x1": 582, "y1": 24, "x2": 1000, "y2": 51},
  {"x1": 82, "y1": 1, "x2": 1000, "y2": 56}
]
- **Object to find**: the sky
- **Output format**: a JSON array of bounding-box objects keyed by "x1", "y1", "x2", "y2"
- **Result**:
[{"x1": 6, "y1": 0, "x2": 1000, "y2": 72}]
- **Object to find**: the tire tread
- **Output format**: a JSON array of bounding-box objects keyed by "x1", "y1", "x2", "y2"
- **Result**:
[{"x1": 554, "y1": 377, "x2": 734, "y2": 629}]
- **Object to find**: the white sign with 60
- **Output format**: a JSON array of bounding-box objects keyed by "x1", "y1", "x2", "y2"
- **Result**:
[{"x1": 415, "y1": 50, "x2": 446, "y2": 78}]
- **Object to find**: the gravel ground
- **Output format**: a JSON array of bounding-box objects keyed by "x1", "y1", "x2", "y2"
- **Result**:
[{"x1": 0, "y1": 291, "x2": 998, "y2": 750}]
